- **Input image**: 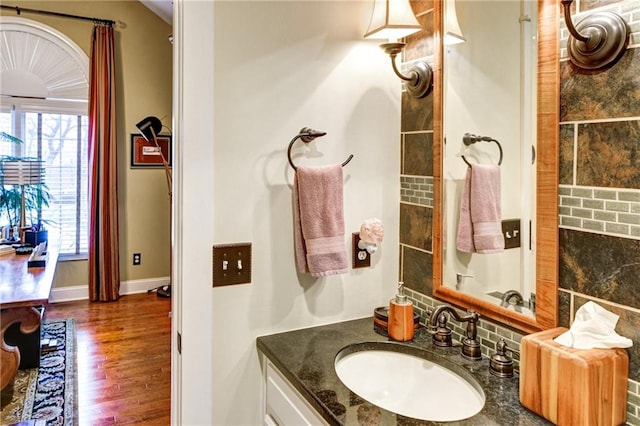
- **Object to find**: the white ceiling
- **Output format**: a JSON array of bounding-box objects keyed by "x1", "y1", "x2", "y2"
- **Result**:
[{"x1": 139, "y1": 0, "x2": 173, "y2": 25}]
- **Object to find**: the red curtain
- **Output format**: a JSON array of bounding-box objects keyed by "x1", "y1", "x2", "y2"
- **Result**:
[{"x1": 88, "y1": 24, "x2": 120, "y2": 302}]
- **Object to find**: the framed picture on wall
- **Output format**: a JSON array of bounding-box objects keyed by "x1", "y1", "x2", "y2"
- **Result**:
[{"x1": 130, "y1": 134, "x2": 172, "y2": 168}]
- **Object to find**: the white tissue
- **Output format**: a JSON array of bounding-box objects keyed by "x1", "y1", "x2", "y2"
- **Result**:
[{"x1": 553, "y1": 301, "x2": 633, "y2": 349}]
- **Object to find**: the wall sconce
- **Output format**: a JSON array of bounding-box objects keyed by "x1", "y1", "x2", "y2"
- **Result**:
[
  {"x1": 561, "y1": 0, "x2": 629, "y2": 70},
  {"x1": 444, "y1": 0, "x2": 466, "y2": 46},
  {"x1": 364, "y1": 0, "x2": 433, "y2": 98}
]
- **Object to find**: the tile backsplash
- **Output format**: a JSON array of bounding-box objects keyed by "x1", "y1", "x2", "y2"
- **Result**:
[
  {"x1": 400, "y1": 176, "x2": 433, "y2": 207},
  {"x1": 559, "y1": 185, "x2": 640, "y2": 237},
  {"x1": 405, "y1": 287, "x2": 523, "y2": 362}
]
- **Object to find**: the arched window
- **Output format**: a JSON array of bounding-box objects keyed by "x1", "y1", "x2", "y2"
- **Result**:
[{"x1": 0, "y1": 17, "x2": 89, "y2": 257}]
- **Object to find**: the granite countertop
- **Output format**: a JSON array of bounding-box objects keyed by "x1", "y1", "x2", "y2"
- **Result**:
[{"x1": 256, "y1": 317, "x2": 551, "y2": 425}]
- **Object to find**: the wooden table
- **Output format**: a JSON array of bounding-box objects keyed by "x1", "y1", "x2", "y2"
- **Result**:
[{"x1": 0, "y1": 244, "x2": 59, "y2": 391}]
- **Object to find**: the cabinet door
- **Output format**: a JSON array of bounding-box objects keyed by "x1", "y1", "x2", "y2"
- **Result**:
[{"x1": 265, "y1": 362, "x2": 328, "y2": 425}]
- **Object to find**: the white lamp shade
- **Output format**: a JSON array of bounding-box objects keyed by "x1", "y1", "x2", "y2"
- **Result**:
[
  {"x1": 364, "y1": 0, "x2": 422, "y2": 41},
  {"x1": 444, "y1": 0, "x2": 466, "y2": 45},
  {"x1": 0, "y1": 160, "x2": 45, "y2": 185}
]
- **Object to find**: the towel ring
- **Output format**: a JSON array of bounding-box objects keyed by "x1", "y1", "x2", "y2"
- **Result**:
[
  {"x1": 287, "y1": 127, "x2": 354, "y2": 171},
  {"x1": 460, "y1": 132, "x2": 503, "y2": 167}
]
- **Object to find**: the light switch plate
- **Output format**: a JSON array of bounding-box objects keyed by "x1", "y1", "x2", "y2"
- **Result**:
[
  {"x1": 502, "y1": 219, "x2": 521, "y2": 249},
  {"x1": 212, "y1": 243, "x2": 252, "y2": 287}
]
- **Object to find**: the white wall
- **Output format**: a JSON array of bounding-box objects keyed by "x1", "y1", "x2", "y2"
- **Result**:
[
  {"x1": 442, "y1": 1, "x2": 532, "y2": 305},
  {"x1": 177, "y1": 1, "x2": 401, "y2": 424}
]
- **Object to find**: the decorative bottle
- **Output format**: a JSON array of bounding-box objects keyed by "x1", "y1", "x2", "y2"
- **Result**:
[{"x1": 388, "y1": 282, "x2": 414, "y2": 342}]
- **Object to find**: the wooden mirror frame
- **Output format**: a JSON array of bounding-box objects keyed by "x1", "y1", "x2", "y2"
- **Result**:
[{"x1": 433, "y1": 0, "x2": 559, "y2": 333}]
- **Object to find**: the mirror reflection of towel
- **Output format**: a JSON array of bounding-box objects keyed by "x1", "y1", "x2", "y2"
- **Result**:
[
  {"x1": 456, "y1": 164, "x2": 505, "y2": 254},
  {"x1": 293, "y1": 164, "x2": 348, "y2": 277}
]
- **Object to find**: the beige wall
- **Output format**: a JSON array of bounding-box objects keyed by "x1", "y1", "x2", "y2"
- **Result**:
[{"x1": 1, "y1": 1, "x2": 173, "y2": 286}]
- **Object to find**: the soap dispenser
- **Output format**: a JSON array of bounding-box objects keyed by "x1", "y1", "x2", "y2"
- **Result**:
[{"x1": 388, "y1": 281, "x2": 414, "y2": 342}]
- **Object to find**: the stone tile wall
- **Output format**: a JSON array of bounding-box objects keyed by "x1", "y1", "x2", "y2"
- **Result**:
[
  {"x1": 399, "y1": 1, "x2": 437, "y2": 342},
  {"x1": 399, "y1": 1, "x2": 640, "y2": 424},
  {"x1": 558, "y1": 1, "x2": 640, "y2": 422}
]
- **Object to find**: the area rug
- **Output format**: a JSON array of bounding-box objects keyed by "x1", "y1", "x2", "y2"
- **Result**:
[{"x1": 1, "y1": 319, "x2": 77, "y2": 426}]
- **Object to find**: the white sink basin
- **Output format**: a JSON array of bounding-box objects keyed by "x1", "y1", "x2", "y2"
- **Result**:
[{"x1": 334, "y1": 343, "x2": 485, "y2": 422}]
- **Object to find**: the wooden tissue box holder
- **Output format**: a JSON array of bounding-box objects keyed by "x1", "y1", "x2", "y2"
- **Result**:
[{"x1": 520, "y1": 327, "x2": 628, "y2": 426}]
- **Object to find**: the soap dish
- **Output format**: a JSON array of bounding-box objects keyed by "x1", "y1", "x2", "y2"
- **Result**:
[{"x1": 373, "y1": 306, "x2": 420, "y2": 337}]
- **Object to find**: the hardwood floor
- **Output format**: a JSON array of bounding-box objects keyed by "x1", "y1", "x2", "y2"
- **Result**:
[{"x1": 45, "y1": 293, "x2": 171, "y2": 425}]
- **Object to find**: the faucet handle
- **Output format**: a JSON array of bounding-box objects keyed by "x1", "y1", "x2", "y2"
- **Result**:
[
  {"x1": 461, "y1": 310, "x2": 482, "y2": 361},
  {"x1": 489, "y1": 339, "x2": 515, "y2": 378},
  {"x1": 432, "y1": 312, "x2": 453, "y2": 347}
]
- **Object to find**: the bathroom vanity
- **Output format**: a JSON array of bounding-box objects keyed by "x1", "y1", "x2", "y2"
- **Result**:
[{"x1": 257, "y1": 318, "x2": 550, "y2": 425}]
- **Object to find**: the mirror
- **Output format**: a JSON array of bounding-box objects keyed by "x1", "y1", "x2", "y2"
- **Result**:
[
  {"x1": 433, "y1": 0, "x2": 559, "y2": 333},
  {"x1": 442, "y1": 0, "x2": 537, "y2": 319}
]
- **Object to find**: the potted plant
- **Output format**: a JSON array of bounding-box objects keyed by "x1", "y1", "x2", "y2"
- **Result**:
[{"x1": 0, "y1": 131, "x2": 50, "y2": 244}]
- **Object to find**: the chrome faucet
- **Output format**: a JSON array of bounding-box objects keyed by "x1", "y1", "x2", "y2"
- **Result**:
[
  {"x1": 429, "y1": 304, "x2": 481, "y2": 360},
  {"x1": 500, "y1": 290, "x2": 524, "y2": 306},
  {"x1": 500, "y1": 290, "x2": 524, "y2": 313}
]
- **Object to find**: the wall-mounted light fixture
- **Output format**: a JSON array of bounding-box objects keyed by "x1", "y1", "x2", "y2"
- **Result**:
[
  {"x1": 364, "y1": 0, "x2": 432, "y2": 98},
  {"x1": 561, "y1": 0, "x2": 629, "y2": 70},
  {"x1": 444, "y1": 0, "x2": 466, "y2": 46}
]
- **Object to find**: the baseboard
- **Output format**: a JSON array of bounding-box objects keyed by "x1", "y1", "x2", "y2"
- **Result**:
[
  {"x1": 49, "y1": 285, "x2": 88, "y2": 303},
  {"x1": 120, "y1": 277, "x2": 171, "y2": 296},
  {"x1": 49, "y1": 277, "x2": 171, "y2": 303}
]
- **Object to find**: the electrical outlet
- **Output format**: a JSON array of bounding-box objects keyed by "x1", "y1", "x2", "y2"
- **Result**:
[
  {"x1": 352, "y1": 233, "x2": 371, "y2": 269},
  {"x1": 133, "y1": 253, "x2": 141, "y2": 265}
]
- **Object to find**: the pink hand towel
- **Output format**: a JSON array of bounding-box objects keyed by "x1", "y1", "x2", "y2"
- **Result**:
[
  {"x1": 456, "y1": 164, "x2": 505, "y2": 254},
  {"x1": 293, "y1": 164, "x2": 348, "y2": 277}
]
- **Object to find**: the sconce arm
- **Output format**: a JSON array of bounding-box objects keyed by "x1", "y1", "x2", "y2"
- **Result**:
[
  {"x1": 389, "y1": 53, "x2": 413, "y2": 82},
  {"x1": 381, "y1": 42, "x2": 412, "y2": 81},
  {"x1": 560, "y1": 0, "x2": 589, "y2": 43},
  {"x1": 379, "y1": 42, "x2": 433, "y2": 98}
]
